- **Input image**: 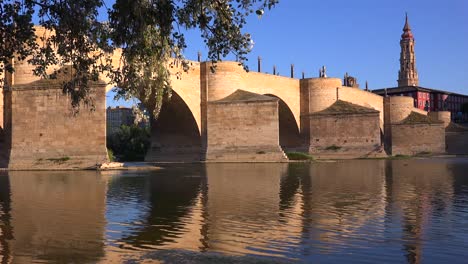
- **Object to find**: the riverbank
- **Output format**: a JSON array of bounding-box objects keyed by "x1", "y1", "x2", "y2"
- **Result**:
[
  {"x1": 0, "y1": 154, "x2": 466, "y2": 171},
  {"x1": 98, "y1": 154, "x2": 468, "y2": 170}
]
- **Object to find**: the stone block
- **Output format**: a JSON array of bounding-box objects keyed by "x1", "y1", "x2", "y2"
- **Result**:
[{"x1": 206, "y1": 90, "x2": 287, "y2": 162}]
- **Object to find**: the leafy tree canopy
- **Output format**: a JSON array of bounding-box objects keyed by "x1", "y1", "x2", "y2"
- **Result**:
[{"x1": 0, "y1": 0, "x2": 278, "y2": 117}]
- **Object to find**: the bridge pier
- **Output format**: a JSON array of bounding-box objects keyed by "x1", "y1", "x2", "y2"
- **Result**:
[
  {"x1": 205, "y1": 90, "x2": 288, "y2": 162},
  {"x1": 2, "y1": 79, "x2": 108, "y2": 169}
]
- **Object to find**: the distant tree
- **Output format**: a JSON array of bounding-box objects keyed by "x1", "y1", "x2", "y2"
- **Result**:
[
  {"x1": 107, "y1": 125, "x2": 151, "y2": 161},
  {"x1": 0, "y1": 0, "x2": 279, "y2": 117}
]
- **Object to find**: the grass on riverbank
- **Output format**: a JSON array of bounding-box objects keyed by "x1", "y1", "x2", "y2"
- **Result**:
[
  {"x1": 361, "y1": 152, "x2": 432, "y2": 160},
  {"x1": 325, "y1": 145, "x2": 342, "y2": 151},
  {"x1": 392, "y1": 154, "x2": 411, "y2": 159},
  {"x1": 286, "y1": 152, "x2": 315, "y2": 161},
  {"x1": 44, "y1": 156, "x2": 71, "y2": 164}
]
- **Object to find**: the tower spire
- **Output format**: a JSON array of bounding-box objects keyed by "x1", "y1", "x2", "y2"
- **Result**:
[
  {"x1": 404, "y1": 12, "x2": 410, "y2": 30},
  {"x1": 401, "y1": 12, "x2": 414, "y2": 39},
  {"x1": 398, "y1": 13, "x2": 419, "y2": 87}
]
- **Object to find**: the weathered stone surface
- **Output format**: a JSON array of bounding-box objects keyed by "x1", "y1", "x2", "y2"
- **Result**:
[
  {"x1": 206, "y1": 90, "x2": 287, "y2": 162},
  {"x1": 445, "y1": 123, "x2": 468, "y2": 154},
  {"x1": 391, "y1": 123, "x2": 445, "y2": 155},
  {"x1": 3, "y1": 79, "x2": 108, "y2": 169},
  {"x1": 428, "y1": 111, "x2": 451, "y2": 128},
  {"x1": 145, "y1": 91, "x2": 202, "y2": 162},
  {"x1": 306, "y1": 101, "x2": 382, "y2": 158},
  {"x1": 382, "y1": 97, "x2": 445, "y2": 156}
]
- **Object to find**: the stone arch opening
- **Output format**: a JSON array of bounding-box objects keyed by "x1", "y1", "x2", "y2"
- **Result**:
[
  {"x1": 265, "y1": 94, "x2": 303, "y2": 152},
  {"x1": 146, "y1": 91, "x2": 201, "y2": 162}
]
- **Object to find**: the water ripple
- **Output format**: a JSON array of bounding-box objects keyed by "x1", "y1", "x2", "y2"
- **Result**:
[{"x1": 0, "y1": 160, "x2": 468, "y2": 262}]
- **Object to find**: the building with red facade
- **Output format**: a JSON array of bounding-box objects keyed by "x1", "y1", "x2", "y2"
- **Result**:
[
  {"x1": 372, "y1": 86, "x2": 468, "y2": 122},
  {"x1": 372, "y1": 15, "x2": 468, "y2": 122}
]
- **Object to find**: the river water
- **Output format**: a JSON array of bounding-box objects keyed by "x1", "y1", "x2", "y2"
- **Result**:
[{"x1": 0, "y1": 158, "x2": 467, "y2": 263}]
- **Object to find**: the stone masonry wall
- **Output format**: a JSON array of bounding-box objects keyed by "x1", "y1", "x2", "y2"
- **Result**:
[
  {"x1": 0, "y1": 65, "x2": 3, "y2": 129},
  {"x1": 4, "y1": 80, "x2": 108, "y2": 169},
  {"x1": 206, "y1": 100, "x2": 287, "y2": 162},
  {"x1": 446, "y1": 131, "x2": 468, "y2": 155},
  {"x1": 338, "y1": 86, "x2": 384, "y2": 128},
  {"x1": 0, "y1": 86, "x2": 3, "y2": 130},
  {"x1": 308, "y1": 113, "x2": 381, "y2": 157},
  {"x1": 391, "y1": 123, "x2": 445, "y2": 155},
  {"x1": 200, "y1": 61, "x2": 300, "y2": 153},
  {"x1": 200, "y1": 62, "x2": 300, "y2": 127},
  {"x1": 383, "y1": 96, "x2": 416, "y2": 152},
  {"x1": 428, "y1": 111, "x2": 451, "y2": 128},
  {"x1": 299, "y1": 78, "x2": 384, "y2": 129},
  {"x1": 168, "y1": 62, "x2": 202, "y2": 132}
]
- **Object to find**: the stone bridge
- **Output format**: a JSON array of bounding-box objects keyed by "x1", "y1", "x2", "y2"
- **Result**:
[
  {"x1": 144, "y1": 60, "x2": 387, "y2": 162},
  {"x1": 1, "y1": 30, "x2": 449, "y2": 168}
]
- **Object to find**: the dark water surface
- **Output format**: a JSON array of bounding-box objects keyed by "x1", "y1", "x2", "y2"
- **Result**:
[{"x1": 1, "y1": 158, "x2": 468, "y2": 263}]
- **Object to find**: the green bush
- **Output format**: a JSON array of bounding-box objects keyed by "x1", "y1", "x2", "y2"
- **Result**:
[
  {"x1": 416, "y1": 151, "x2": 431, "y2": 156},
  {"x1": 286, "y1": 152, "x2": 315, "y2": 161},
  {"x1": 107, "y1": 125, "x2": 151, "y2": 161},
  {"x1": 107, "y1": 148, "x2": 115, "y2": 162},
  {"x1": 46, "y1": 156, "x2": 70, "y2": 164},
  {"x1": 325, "y1": 145, "x2": 342, "y2": 151}
]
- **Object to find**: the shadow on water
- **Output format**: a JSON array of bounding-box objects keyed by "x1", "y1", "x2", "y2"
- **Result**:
[
  {"x1": 0, "y1": 159, "x2": 468, "y2": 263},
  {"x1": 108, "y1": 165, "x2": 206, "y2": 249}
]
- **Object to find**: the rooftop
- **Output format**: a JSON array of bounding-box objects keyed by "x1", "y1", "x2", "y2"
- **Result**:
[
  {"x1": 400, "y1": 111, "x2": 442, "y2": 125},
  {"x1": 311, "y1": 100, "x2": 379, "y2": 116},
  {"x1": 372, "y1": 86, "x2": 468, "y2": 98},
  {"x1": 446, "y1": 122, "x2": 468, "y2": 132},
  {"x1": 210, "y1": 89, "x2": 277, "y2": 104}
]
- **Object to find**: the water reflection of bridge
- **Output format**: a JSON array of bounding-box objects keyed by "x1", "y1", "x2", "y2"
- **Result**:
[{"x1": 0, "y1": 160, "x2": 467, "y2": 262}]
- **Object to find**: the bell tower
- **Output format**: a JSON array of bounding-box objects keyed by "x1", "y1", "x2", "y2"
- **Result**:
[{"x1": 398, "y1": 13, "x2": 419, "y2": 87}]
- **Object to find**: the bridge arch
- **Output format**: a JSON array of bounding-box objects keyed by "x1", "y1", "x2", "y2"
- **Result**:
[
  {"x1": 145, "y1": 90, "x2": 202, "y2": 162},
  {"x1": 265, "y1": 94, "x2": 303, "y2": 151}
]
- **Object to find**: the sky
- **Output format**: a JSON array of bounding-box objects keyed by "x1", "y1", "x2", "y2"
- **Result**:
[{"x1": 107, "y1": 0, "x2": 468, "y2": 107}]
